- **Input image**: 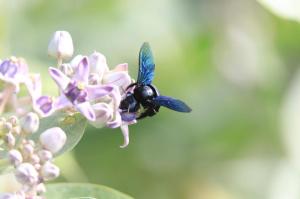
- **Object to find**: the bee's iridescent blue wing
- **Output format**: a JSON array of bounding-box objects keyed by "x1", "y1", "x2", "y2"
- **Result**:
[
  {"x1": 137, "y1": 42, "x2": 155, "y2": 85},
  {"x1": 154, "y1": 96, "x2": 192, "y2": 112}
]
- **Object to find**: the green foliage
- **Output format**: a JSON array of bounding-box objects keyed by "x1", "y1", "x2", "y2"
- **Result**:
[
  {"x1": 30, "y1": 112, "x2": 87, "y2": 156},
  {"x1": 45, "y1": 183, "x2": 133, "y2": 199}
]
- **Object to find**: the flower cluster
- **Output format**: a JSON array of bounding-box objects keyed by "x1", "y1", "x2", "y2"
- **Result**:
[
  {"x1": 0, "y1": 113, "x2": 66, "y2": 198},
  {"x1": 0, "y1": 30, "x2": 136, "y2": 198},
  {"x1": 41, "y1": 31, "x2": 134, "y2": 147}
]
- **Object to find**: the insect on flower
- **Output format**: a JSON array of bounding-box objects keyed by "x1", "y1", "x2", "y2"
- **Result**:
[{"x1": 120, "y1": 42, "x2": 192, "y2": 121}]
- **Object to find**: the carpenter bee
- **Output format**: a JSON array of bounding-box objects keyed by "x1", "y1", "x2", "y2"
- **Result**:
[{"x1": 120, "y1": 42, "x2": 191, "y2": 121}]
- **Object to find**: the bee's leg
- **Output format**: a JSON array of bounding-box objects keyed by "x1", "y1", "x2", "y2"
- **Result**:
[
  {"x1": 126, "y1": 83, "x2": 137, "y2": 90},
  {"x1": 137, "y1": 108, "x2": 156, "y2": 120}
]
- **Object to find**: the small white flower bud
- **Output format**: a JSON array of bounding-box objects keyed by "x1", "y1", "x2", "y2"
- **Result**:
[
  {"x1": 22, "y1": 144, "x2": 34, "y2": 157},
  {"x1": 36, "y1": 183, "x2": 46, "y2": 194},
  {"x1": 48, "y1": 31, "x2": 74, "y2": 60},
  {"x1": 39, "y1": 127, "x2": 66, "y2": 154},
  {"x1": 59, "y1": 63, "x2": 73, "y2": 76},
  {"x1": 21, "y1": 112, "x2": 39, "y2": 134},
  {"x1": 8, "y1": 116, "x2": 19, "y2": 127},
  {"x1": 38, "y1": 150, "x2": 53, "y2": 163},
  {"x1": 88, "y1": 51, "x2": 108, "y2": 76},
  {"x1": 15, "y1": 163, "x2": 39, "y2": 185},
  {"x1": 4, "y1": 133, "x2": 15, "y2": 147},
  {"x1": 8, "y1": 149, "x2": 23, "y2": 166},
  {"x1": 41, "y1": 161, "x2": 60, "y2": 181},
  {"x1": 30, "y1": 154, "x2": 40, "y2": 165}
]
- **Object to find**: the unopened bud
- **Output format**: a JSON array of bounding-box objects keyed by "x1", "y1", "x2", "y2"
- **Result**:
[
  {"x1": 41, "y1": 161, "x2": 60, "y2": 181},
  {"x1": 39, "y1": 127, "x2": 66, "y2": 154},
  {"x1": 4, "y1": 133, "x2": 15, "y2": 147},
  {"x1": 38, "y1": 150, "x2": 53, "y2": 163},
  {"x1": 48, "y1": 31, "x2": 74, "y2": 60},
  {"x1": 8, "y1": 149, "x2": 23, "y2": 166},
  {"x1": 22, "y1": 144, "x2": 34, "y2": 157},
  {"x1": 30, "y1": 154, "x2": 40, "y2": 164},
  {"x1": 15, "y1": 163, "x2": 39, "y2": 185},
  {"x1": 88, "y1": 51, "x2": 108, "y2": 76},
  {"x1": 8, "y1": 116, "x2": 19, "y2": 127},
  {"x1": 21, "y1": 112, "x2": 39, "y2": 134}
]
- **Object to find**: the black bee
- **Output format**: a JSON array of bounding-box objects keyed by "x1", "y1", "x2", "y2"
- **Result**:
[{"x1": 120, "y1": 42, "x2": 191, "y2": 121}]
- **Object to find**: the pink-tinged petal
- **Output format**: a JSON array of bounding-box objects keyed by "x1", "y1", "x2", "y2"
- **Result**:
[
  {"x1": 48, "y1": 67, "x2": 70, "y2": 90},
  {"x1": 73, "y1": 57, "x2": 89, "y2": 83},
  {"x1": 103, "y1": 71, "x2": 131, "y2": 91},
  {"x1": 54, "y1": 94, "x2": 72, "y2": 109},
  {"x1": 120, "y1": 125, "x2": 129, "y2": 148},
  {"x1": 86, "y1": 85, "x2": 114, "y2": 100},
  {"x1": 76, "y1": 102, "x2": 96, "y2": 121},
  {"x1": 89, "y1": 103, "x2": 112, "y2": 128},
  {"x1": 113, "y1": 63, "x2": 128, "y2": 72}
]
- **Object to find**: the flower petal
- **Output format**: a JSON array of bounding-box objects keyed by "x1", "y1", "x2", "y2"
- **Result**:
[
  {"x1": 54, "y1": 94, "x2": 72, "y2": 109},
  {"x1": 73, "y1": 57, "x2": 89, "y2": 83},
  {"x1": 120, "y1": 125, "x2": 129, "y2": 148},
  {"x1": 103, "y1": 71, "x2": 131, "y2": 91},
  {"x1": 89, "y1": 51, "x2": 109, "y2": 78},
  {"x1": 48, "y1": 67, "x2": 70, "y2": 90},
  {"x1": 33, "y1": 96, "x2": 55, "y2": 117},
  {"x1": 107, "y1": 112, "x2": 122, "y2": 128},
  {"x1": 24, "y1": 74, "x2": 42, "y2": 99},
  {"x1": 86, "y1": 85, "x2": 114, "y2": 101},
  {"x1": 89, "y1": 103, "x2": 112, "y2": 128},
  {"x1": 113, "y1": 63, "x2": 128, "y2": 72},
  {"x1": 76, "y1": 102, "x2": 96, "y2": 121},
  {"x1": 70, "y1": 54, "x2": 84, "y2": 70}
]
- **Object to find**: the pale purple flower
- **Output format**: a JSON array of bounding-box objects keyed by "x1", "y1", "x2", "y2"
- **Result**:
[
  {"x1": 48, "y1": 56, "x2": 115, "y2": 121},
  {"x1": 0, "y1": 57, "x2": 29, "y2": 93},
  {"x1": 24, "y1": 74, "x2": 55, "y2": 117}
]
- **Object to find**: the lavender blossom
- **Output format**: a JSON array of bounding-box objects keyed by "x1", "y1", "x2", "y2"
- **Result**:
[
  {"x1": 0, "y1": 57, "x2": 29, "y2": 93},
  {"x1": 48, "y1": 57, "x2": 116, "y2": 121}
]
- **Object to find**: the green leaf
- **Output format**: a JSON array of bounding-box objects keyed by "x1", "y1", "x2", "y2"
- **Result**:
[
  {"x1": 45, "y1": 183, "x2": 134, "y2": 199},
  {"x1": 30, "y1": 112, "x2": 87, "y2": 156}
]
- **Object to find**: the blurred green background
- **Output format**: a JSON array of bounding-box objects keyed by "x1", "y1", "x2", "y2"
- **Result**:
[{"x1": 2, "y1": 0, "x2": 300, "y2": 198}]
